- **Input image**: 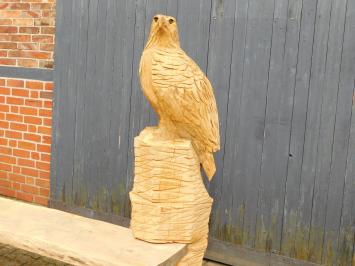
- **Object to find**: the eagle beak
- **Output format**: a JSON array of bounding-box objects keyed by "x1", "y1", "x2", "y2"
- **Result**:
[{"x1": 158, "y1": 17, "x2": 168, "y2": 29}]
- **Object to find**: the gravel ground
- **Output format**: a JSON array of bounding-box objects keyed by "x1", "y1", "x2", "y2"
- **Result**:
[{"x1": 0, "y1": 243, "x2": 71, "y2": 266}]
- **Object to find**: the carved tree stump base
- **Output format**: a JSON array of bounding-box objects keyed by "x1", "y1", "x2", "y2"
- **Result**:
[{"x1": 130, "y1": 127, "x2": 213, "y2": 265}]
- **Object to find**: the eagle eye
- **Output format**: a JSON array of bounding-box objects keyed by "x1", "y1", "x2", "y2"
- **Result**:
[
  {"x1": 154, "y1": 16, "x2": 159, "y2": 22},
  {"x1": 169, "y1": 18, "x2": 174, "y2": 24}
]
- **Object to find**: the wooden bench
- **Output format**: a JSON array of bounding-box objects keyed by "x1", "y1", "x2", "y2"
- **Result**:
[{"x1": 0, "y1": 197, "x2": 186, "y2": 266}]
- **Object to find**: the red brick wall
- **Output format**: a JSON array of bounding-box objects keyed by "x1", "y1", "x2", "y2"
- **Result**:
[
  {"x1": 0, "y1": 0, "x2": 56, "y2": 69},
  {"x1": 0, "y1": 0, "x2": 56, "y2": 205},
  {"x1": 0, "y1": 77, "x2": 53, "y2": 205}
]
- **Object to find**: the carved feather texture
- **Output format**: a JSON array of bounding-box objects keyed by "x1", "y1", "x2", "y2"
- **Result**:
[
  {"x1": 139, "y1": 16, "x2": 220, "y2": 179},
  {"x1": 152, "y1": 49, "x2": 219, "y2": 151}
]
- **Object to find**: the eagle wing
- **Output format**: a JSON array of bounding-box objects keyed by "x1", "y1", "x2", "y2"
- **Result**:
[{"x1": 150, "y1": 48, "x2": 220, "y2": 153}]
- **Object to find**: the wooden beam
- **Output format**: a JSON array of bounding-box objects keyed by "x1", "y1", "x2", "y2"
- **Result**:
[
  {"x1": 0, "y1": 197, "x2": 186, "y2": 266},
  {"x1": 0, "y1": 66, "x2": 53, "y2": 81},
  {"x1": 205, "y1": 238, "x2": 322, "y2": 266},
  {"x1": 50, "y1": 199, "x2": 323, "y2": 266}
]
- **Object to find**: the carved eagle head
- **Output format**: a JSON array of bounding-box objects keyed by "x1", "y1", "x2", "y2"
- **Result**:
[{"x1": 145, "y1": 14, "x2": 180, "y2": 49}]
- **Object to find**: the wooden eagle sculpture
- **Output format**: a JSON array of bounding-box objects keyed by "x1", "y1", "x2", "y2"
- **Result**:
[{"x1": 139, "y1": 14, "x2": 220, "y2": 180}]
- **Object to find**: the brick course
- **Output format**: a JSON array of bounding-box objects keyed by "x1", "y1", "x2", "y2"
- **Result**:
[
  {"x1": 0, "y1": 77, "x2": 52, "y2": 206},
  {"x1": 0, "y1": 0, "x2": 55, "y2": 69}
]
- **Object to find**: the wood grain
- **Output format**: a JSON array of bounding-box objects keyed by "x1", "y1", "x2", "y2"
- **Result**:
[
  {"x1": 51, "y1": 1, "x2": 355, "y2": 264},
  {"x1": 0, "y1": 197, "x2": 186, "y2": 266},
  {"x1": 130, "y1": 127, "x2": 213, "y2": 265}
]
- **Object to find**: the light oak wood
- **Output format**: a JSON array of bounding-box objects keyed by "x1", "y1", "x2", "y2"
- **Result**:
[
  {"x1": 0, "y1": 196, "x2": 186, "y2": 266},
  {"x1": 130, "y1": 14, "x2": 221, "y2": 265},
  {"x1": 130, "y1": 128, "x2": 213, "y2": 265},
  {"x1": 130, "y1": 14, "x2": 220, "y2": 265},
  {"x1": 139, "y1": 14, "x2": 220, "y2": 180}
]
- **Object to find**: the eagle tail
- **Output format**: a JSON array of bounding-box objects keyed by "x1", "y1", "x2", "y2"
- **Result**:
[{"x1": 201, "y1": 152, "x2": 216, "y2": 181}]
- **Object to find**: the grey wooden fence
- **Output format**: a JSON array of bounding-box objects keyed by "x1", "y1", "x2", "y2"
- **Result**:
[{"x1": 51, "y1": 0, "x2": 355, "y2": 265}]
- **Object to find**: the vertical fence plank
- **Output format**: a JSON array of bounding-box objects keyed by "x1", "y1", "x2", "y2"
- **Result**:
[
  {"x1": 308, "y1": 0, "x2": 348, "y2": 263},
  {"x1": 277, "y1": 0, "x2": 303, "y2": 257},
  {"x1": 176, "y1": 0, "x2": 212, "y2": 71},
  {"x1": 166, "y1": 0, "x2": 178, "y2": 18},
  {"x1": 324, "y1": 0, "x2": 355, "y2": 264},
  {"x1": 293, "y1": 0, "x2": 332, "y2": 261},
  {"x1": 50, "y1": 0, "x2": 64, "y2": 201},
  {"x1": 109, "y1": 0, "x2": 137, "y2": 217},
  {"x1": 336, "y1": 69, "x2": 355, "y2": 266},
  {"x1": 311, "y1": 0, "x2": 348, "y2": 263},
  {"x1": 81, "y1": 0, "x2": 108, "y2": 211},
  {"x1": 303, "y1": 0, "x2": 334, "y2": 263},
  {"x1": 125, "y1": 0, "x2": 149, "y2": 214},
  {"x1": 51, "y1": 0, "x2": 75, "y2": 204},
  {"x1": 217, "y1": 0, "x2": 249, "y2": 245},
  {"x1": 72, "y1": 0, "x2": 90, "y2": 208},
  {"x1": 204, "y1": 0, "x2": 236, "y2": 242},
  {"x1": 281, "y1": 0, "x2": 317, "y2": 258},
  {"x1": 235, "y1": 0, "x2": 275, "y2": 248},
  {"x1": 97, "y1": 0, "x2": 117, "y2": 214},
  {"x1": 336, "y1": 71, "x2": 355, "y2": 265},
  {"x1": 255, "y1": 0, "x2": 288, "y2": 252},
  {"x1": 256, "y1": 0, "x2": 303, "y2": 253}
]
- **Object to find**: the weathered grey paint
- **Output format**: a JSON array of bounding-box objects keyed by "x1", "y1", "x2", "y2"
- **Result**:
[
  {"x1": 335, "y1": 2, "x2": 355, "y2": 265},
  {"x1": 0, "y1": 66, "x2": 53, "y2": 81},
  {"x1": 281, "y1": 0, "x2": 317, "y2": 259},
  {"x1": 51, "y1": 0, "x2": 355, "y2": 264}
]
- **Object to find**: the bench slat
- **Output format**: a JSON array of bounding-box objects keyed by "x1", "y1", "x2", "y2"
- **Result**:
[{"x1": 0, "y1": 197, "x2": 186, "y2": 266}]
